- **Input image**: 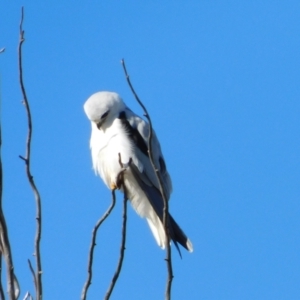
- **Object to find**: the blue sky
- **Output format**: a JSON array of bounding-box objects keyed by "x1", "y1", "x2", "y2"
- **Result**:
[{"x1": 1, "y1": 1, "x2": 300, "y2": 299}]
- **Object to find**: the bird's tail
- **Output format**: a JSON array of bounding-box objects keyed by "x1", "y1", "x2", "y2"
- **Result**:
[
  {"x1": 146, "y1": 213, "x2": 193, "y2": 256},
  {"x1": 168, "y1": 214, "x2": 193, "y2": 256},
  {"x1": 127, "y1": 164, "x2": 193, "y2": 254}
]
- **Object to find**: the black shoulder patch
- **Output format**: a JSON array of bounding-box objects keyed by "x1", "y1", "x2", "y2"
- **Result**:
[{"x1": 118, "y1": 111, "x2": 148, "y2": 157}]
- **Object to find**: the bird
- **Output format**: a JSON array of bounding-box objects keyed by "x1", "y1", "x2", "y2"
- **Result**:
[{"x1": 84, "y1": 91, "x2": 193, "y2": 254}]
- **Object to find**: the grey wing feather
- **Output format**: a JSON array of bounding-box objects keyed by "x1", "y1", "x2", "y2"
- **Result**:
[
  {"x1": 125, "y1": 108, "x2": 172, "y2": 199},
  {"x1": 129, "y1": 163, "x2": 191, "y2": 253}
]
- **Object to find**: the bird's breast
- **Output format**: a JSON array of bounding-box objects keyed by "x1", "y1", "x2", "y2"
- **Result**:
[{"x1": 91, "y1": 119, "x2": 136, "y2": 189}]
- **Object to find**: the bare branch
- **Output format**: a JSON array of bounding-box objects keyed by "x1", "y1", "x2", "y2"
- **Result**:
[
  {"x1": 18, "y1": 7, "x2": 43, "y2": 300},
  {"x1": 0, "y1": 73, "x2": 5, "y2": 300},
  {"x1": 104, "y1": 193, "x2": 127, "y2": 300},
  {"x1": 105, "y1": 154, "x2": 128, "y2": 300},
  {"x1": 0, "y1": 258, "x2": 5, "y2": 300},
  {"x1": 121, "y1": 59, "x2": 173, "y2": 300},
  {"x1": 0, "y1": 95, "x2": 18, "y2": 300},
  {"x1": 27, "y1": 260, "x2": 36, "y2": 291},
  {"x1": 22, "y1": 292, "x2": 33, "y2": 300},
  {"x1": 0, "y1": 140, "x2": 17, "y2": 300},
  {"x1": 81, "y1": 191, "x2": 116, "y2": 300}
]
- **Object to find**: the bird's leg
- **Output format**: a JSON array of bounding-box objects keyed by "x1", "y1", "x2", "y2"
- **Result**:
[{"x1": 116, "y1": 154, "x2": 132, "y2": 189}]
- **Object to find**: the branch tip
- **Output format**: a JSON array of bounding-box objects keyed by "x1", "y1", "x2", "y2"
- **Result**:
[{"x1": 19, "y1": 155, "x2": 27, "y2": 162}]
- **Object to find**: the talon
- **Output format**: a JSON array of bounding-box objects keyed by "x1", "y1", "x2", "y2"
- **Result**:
[
  {"x1": 116, "y1": 169, "x2": 126, "y2": 189},
  {"x1": 116, "y1": 156, "x2": 133, "y2": 189}
]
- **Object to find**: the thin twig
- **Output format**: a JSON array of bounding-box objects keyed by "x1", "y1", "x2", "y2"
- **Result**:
[
  {"x1": 104, "y1": 194, "x2": 127, "y2": 300},
  {"x1": 0, "y1": 77, "x2": 3, "y2": 300},
  {"x1": 27, "y1": 260, "x2": 36, "y2": 290},
  {"x1": 0, "y1": 114, "x2": 5, "y2": 300},
  {"x1": 0, "y1": 258, "x2": 4, "y2": 300},
  {"x1": 81, "y1": 191, "x2": 116, "y2": 300},
  {"x1": 18, "y1": 7, "x2": 43, "y2": 300},
  {"x1": 105, "y1": 155, "x2": 128, "y2": 300},
  {"x1": 121, "y1": 59, "x2": 173, "y2": 300},
  {"x1": 0, "y1": 95, "x2": 17, "y2": 300},
  {"x1": 22, "y1": 292, "x2": 33, "y2": 300}
]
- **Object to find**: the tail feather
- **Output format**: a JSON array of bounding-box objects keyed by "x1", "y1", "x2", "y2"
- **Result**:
[
  {"x1": 146, "y1": 213, "x2": 193, "y2": 256},
  {"x1": 169, "y1": 214, "x2": 193, "y2": 253},
  {"x1": 127, "y1": 164, "x2": 193, "y2": 254}
]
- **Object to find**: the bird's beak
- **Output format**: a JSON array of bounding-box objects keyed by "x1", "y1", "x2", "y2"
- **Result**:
[{"x1": 96, "y1": 121, "x2": 103, "y2": 130}]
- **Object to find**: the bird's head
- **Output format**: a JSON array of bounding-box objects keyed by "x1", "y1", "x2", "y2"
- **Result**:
[{"x1": 84, "y1": 91, "x2": 126, "y2": 130}]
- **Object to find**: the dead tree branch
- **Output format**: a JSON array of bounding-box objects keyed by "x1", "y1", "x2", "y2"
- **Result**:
[
  {"x1": 0, "y1": 258, "x2": 4, "y2": 300},
  {"x1": 104, "y1": 192, "x2": 127, "y2": 300},
  {"x1": 104, "y1": 154, "x2": 128, "y2": 300},
  {"x1": 27, "y1": 260, "x2": 36, "y2": 291},
  {"x1": 18, "y1": 7, "x2": 43, "y2": 300},
  {"x1": 81, "y1": 191, "x2": 116, "y2": 300},
  {"x1": 121, "y1": 59, "x2": 173, "y2": 300},
  {"x1": 22, "y1": 292, "x2": 33, "y2": 300},
  {"x1": 0, "y1": 77, "x2": 4, "y2": 300},
  {"x1": 0, "y1": 146, "x2": 15, "y2": 300},
  {"x1": 0, "y1": 111, "x2": 18, "y2": 300}
]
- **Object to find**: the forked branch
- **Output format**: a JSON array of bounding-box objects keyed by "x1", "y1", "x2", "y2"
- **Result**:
[
  {"x1": 104, "y1": 154, "x2": 128, "y2": 300},
  {"x1": 81, "y1": 191, "x2": 116, "y2": 300},
  {"x1": 82, "y1": 153, "x2": 128, "y2": 300}
]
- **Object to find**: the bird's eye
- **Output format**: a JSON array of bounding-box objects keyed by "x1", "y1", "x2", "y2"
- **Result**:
[{"x1": 101, "y1": 110, "x2": 109, "y2": 119}]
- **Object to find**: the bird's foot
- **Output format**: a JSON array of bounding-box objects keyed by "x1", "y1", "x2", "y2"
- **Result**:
[{"x1": 116, "y1": 154, "x2": 132, "y2": 189}]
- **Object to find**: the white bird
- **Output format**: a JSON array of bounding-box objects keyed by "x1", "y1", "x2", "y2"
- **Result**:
[{"x1": 84, "y1": 91, "x2": 193, "y2": 253}]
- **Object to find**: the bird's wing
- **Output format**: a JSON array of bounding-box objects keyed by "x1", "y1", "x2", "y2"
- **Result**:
[
  {"x1": 122, "y1": 107, "x2": 172, "y2": 199},
  {"x1": 118, "y1": 108, "x2": 192, "y2": 252}
]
